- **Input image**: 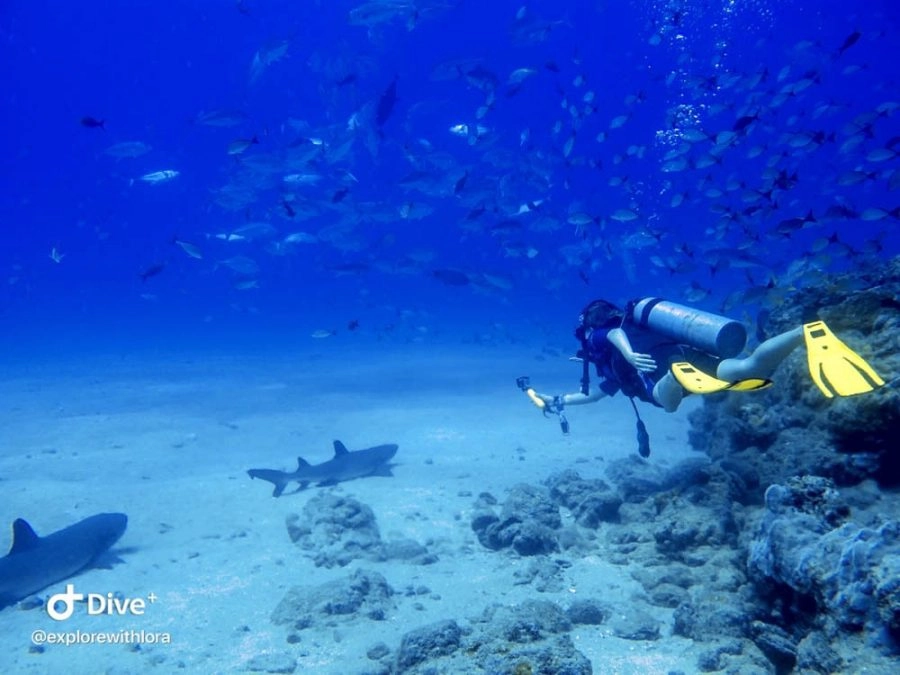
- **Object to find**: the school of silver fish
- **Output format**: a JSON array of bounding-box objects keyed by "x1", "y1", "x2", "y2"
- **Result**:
[{"x1": 84, "y1": 2, "x2": 896, "y2": 331}]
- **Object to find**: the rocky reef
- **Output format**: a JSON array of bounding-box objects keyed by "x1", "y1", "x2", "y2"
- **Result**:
[
  {"x1": 746, "y1": 476, "x2": 900, "y2": 667},
  {"x1": 271, "y1": 568, "x2": 395, "y2": 638},
  {"x1": 386, "y1": 602, "x2": 593, "y2": 675},
  {"x1": 470, "y1": 471, "x2": 622, "y2": 556},
  {"x1": 689, "y1": 258, "x2": 900, "y2": 490},
  {"x1": 679, "y1": 258, "x2": 900, "y2": 671},
  {"x1": 284, "y1": 493, "x2": 437, "y2": 567}
]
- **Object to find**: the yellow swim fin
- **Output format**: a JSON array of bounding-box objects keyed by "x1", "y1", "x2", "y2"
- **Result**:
[
  {"x1": 803, "y1": 321, "x2": 885, "y2": 398},
  {"x1": 671, "y1": 362, "x2": 772, "y2": 395},
  {"x1": 725, "y1": 377, "x2": 774, "y2": 392}
]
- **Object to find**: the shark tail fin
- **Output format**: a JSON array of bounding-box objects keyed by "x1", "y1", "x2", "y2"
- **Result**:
[{"x1": 246, "y1": 469, "x2": 290, "y2": 498}]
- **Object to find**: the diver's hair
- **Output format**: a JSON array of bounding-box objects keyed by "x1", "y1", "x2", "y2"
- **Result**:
[{"x1": 580, "y1": 299, "x2": 625, "y2": 330}]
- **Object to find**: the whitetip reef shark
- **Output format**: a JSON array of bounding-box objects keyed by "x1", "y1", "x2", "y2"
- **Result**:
[
  {"x1": 247, "y1": 440, "x2": 398, "y2": 497},
  {"x1": 0, "y1": 512, "x2": 128, "y2": 610}
]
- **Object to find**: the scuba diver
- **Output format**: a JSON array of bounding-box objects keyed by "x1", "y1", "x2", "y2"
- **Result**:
[{"x1": 519, "y1": 298, "x2": 885, "y2": 457}]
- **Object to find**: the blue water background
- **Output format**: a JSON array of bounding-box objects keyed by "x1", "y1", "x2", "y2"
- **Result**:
[{"x1": 2, "y1": 0, "x2": 898, "y2": 358}]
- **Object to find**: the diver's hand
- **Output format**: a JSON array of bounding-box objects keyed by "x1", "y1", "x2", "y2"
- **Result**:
[
  {"x1": 523, "y1": 388, "x2": 554, "y2": 410},
  {"x1": 627, "y1": 352, "x2": 657, "y2": 373},
  {"x1": 534, "y1": 392, "x2": 556, "y2": 409}
]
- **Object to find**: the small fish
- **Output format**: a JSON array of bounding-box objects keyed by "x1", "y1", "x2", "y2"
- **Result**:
[
  {"x1": 837, "y1": 170, "x2": 876, "y2": 186},
  {"x1": 811, "y1": 234, "x2": 839, "y2": 253},
  {"x1": 284, "y1": 232, "x2": 317, "y2": 244},
  {"x1": 860, "y1": 208, "x2": 889, "y2": 221},
  {"x1": 610, "y1": 208, "x2": 639, "y2": 222},
  {"x1": 49, "y1": 247, "x2": 65, "y2": 263},
  {"x1": 311, "y1": 329, "x2": 336, "y2": 338},
  {"x1": 140, "y1": 170, "x2": 180, "y2": 184},
  {"x1": 476, "y1": 273, "x2": 513, "y2": 291},
  {"x1": 775, "y1": 211, "x2": 816, "y2": 236},
  {"x1": 866, "y1": 148, "x2": 896, "y2": 163},
  {"x1": 567, "y1": 212, "x2": 598, "y2": 227},
  {"x1": 746, "y1": 145, "x2": 766, "y2": 159},
  {"x1": 349, "y1": 0, "x2": 418, "y2": 28},
  {"x1": 823, "y1": 204, "x2": 858, "y2": 220},
  {"x1": 714, "y1": 130, "x2": 738, "y2": 147},
  {"x1": 212, "y1": 233, "x2": 246, "y2": 243},
  {"x1": 329, "y1": 263, "x2": 369, "y2": 276},
  {"x1": 227, "y1": 136, "x2": 260, "y2": 155},
  {"x1": 661, "y1": 157, "x2": 689, "y2": 173},
  {"x1": 173, "y1": 238, "x2": 203, "y2": 259},
  {"x1": 837, "y1": 31, "x2": 861, "y2": 57},
  {"x1": 454, "y1": 171, "x2": 468, "y2": 195},
  {"x1": 376, "y1": 77, "x2": 398, "y2": 128},
  {"x1": 80, "y1": 116, "x2": 106, "y2": 130},
  {"x1": 670, "y1": 192, "x2": 687, "y2": 208},
  {"x1": 104, "y1": 141, "x2": 152, "y2": 159},
  {"x1": 139, "y1": 263, "x2": 166, "y2": 282},
  {"x1": 249, "y1": 40, "x2": 289, "y2": 84},
  {"x1": 515, "y1": 199, "x2": 543, "y2": 215},
  {"x1": 680, "y1": 129, "x2": 708, "y2": 143},
  {"x1": 195, "y1": 109, "x2": 249, "y2": 127},
  {"x1": 732, "y1": 113, "x2": 759, "y2": 134},
  {"x1": 232, "y1": 222, "x2": 277, "y2": 240},
  {"x1": 562, "y1": 132, "x2": 576, "y2": 158},
  {"x1": 684, "y1": 282, "x2": 711, "y2": 303},
  {"x1": 219, "y1": 256, "x2": 259, "y2": 275},
  {"x1": 283, "y1": 173, "x2": 321, "y2": 185},
  {"x1": 507, "y1": 67, "x2": 537, "y2": 85},
  {"x1": 449, "y1": 123, "x2": 469, "y2": 137},
  {"x1": 432, "y1": 268, "x2": 470, "y2": 286}
]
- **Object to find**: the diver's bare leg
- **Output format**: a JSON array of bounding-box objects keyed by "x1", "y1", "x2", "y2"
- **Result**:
[
  {"x1": 653, "y1": 372, "x2": 684, "y2": 412},
  {"x1": 717, "y1": 327, "x2": 804, "y2": 381}
]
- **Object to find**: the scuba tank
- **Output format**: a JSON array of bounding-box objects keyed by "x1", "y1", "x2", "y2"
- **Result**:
[{"x1": 631, "y1": 298, "x2": 747, "y2": 358}]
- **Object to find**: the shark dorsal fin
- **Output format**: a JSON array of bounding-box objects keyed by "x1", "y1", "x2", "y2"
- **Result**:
[
  {"x1": 9, "y1": 518, "x2": 40, "y2": 555},
  {"x1": 296, "y1": 457, "x2": 311, "y2": 469},
  {"x1": 333, "y1": 440, "x2": 349, "y2": 456}
]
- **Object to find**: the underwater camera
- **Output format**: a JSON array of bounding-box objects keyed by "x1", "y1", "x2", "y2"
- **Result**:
[{"x1": 517, "y1": 375, "x2": 569, "y2": 435}]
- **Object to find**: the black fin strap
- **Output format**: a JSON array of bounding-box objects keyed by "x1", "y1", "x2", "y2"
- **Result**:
[
  {"x1": 580, "y1": 337, "x2": 591, "y2": 395},
  {"x1": 629, "y1": 397, "x2": 651, "y2": 458}
]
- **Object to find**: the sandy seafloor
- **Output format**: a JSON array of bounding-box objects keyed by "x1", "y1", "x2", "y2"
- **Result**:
[{"x1": 0, "y1": 343, "x2": 708, "y2": 674}]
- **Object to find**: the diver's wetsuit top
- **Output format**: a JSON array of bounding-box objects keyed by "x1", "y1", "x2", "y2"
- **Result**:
[
  {"x1": 585, "y1": 323, "x2": 719, "y2": 405},
  {"x1": 586, "y1": 325, "x2": 663, "y2": 405}
]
